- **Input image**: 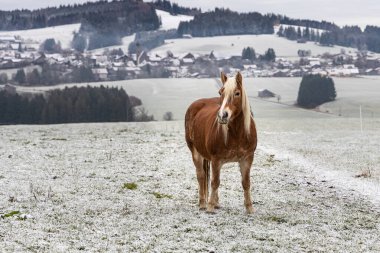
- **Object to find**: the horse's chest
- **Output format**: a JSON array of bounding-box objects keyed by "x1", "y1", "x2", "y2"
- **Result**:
[{"x1": 208, "y1": 140, "x2": 252, "y2": 161}]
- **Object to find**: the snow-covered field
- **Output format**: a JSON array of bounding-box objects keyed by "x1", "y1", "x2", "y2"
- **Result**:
[
  {"x1": 0, "y1": 24, "x2": 81, "y2": 50},
  {"x1": 156, "y1": 9, "x2": 193, "y2": 30},
  {"x1": 149, "y1": 34, "x2": 361, "y2": 59},
  {"x1": 3, "y1": 76, "x2": 380, "y2": 251},
  {"x1": 89, "y1": 34, "x2": 136, "y2": 55},
  {"x1": 1, "y1": 118, "x2": 380, "y2": 252},
  {"x1": 15, "y1": 77, "x2": 380, "y2": 120}
]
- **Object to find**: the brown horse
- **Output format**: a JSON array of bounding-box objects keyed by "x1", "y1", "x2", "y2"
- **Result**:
[{"x1": 185, "y1": 72, "x2": 257, "y2": 214}]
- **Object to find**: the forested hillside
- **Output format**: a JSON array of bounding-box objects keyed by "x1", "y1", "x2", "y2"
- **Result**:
[
  {"x1": 152, "y1": 0, "x2": 200, "y2": 16},
  {"x1": 0, "y1": 0, "x2": 160, "y2": 50},
  {"x1": 73, "y1": 1, "x2": 160, "y2": 50},
  {"x1": 177, "y1": 8, "x2": 275, "y2": 37}
]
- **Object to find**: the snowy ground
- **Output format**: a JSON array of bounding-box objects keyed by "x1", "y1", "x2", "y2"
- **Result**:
[
  {"x1": 0, "y1": 24, "x2": 81, "y2": 50},
  {"x1": 88, "y1": 34, "x2": 136, "y2": 55},
  {"x1": 1, "y1": 119, "x2": 379, "y2": 252},
  {"x1": 3, "y1": 77, "x2": 380, "y2": 251}
]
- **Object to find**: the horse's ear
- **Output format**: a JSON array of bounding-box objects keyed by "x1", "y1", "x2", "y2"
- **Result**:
[
  {"x1": 221, "y1": 72, "x2": 228, "y2": 84},
  {"x1": 236, "y1": 71, "x2": 242, "y2": 87}
]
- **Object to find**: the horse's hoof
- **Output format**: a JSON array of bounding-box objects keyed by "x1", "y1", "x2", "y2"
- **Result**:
[
  {"x1": 206, "y1": 205, "x2": 216, "y2": 214},
  {"x1": 246, "y1": 206, "x2": 255, "y2": 214},
  {"x1": 199, "y1": 206, "x2": 206, "y2": 211},
  {"x1": 215, "y1": 203, "x2": 221, "y2": 209}
]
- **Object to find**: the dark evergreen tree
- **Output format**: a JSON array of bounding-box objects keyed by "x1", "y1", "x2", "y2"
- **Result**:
[
  {"x1": 303, "y1": 26, "x2": 310, "y2": 40},
  {"x1": 242, "y1": 47, "x2": 256, "y2": 61},
  {"x1": 320, "y1": 32, "x2": 333, "y2": 46},
  {"x1": 261, "y1": 48, "x2": 276, "y2": 62},
  {"x1": 284, "y1": 26, "x2": 297, "y2": 40},
  {"x1": 41, "y1": 38, "x2": 61, "y2": 53},
  {"x1": 26, "y1": 69, "x2": 41, "y2": 85},
  {"x1": 297, "y1": 27, "x2": 302, "y2": 38},
  {"x1": 277, "y1": 25, "x2": 284, "y2": 37},
  {"x1": 72, "y1": 32, "x2": 87, "y2": 52},
  {"x1": 14, "y1": 69, "x2": 26, "y2": 84},
  {"x1": 297, "y1": 74, "x2": 337, "y2": 108}
]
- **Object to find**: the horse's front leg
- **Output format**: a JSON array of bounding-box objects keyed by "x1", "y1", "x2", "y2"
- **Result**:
[
  {"x1": 239, "y1": 156, "x2": 254, "y2": 214},
  {"x1": 207, "y1": 159, "x2": 222, "y2": 213}
]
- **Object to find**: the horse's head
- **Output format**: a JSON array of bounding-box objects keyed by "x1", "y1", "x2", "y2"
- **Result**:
[{"x1": 217, "y1": 72, "x2": 244, "y2": 124}]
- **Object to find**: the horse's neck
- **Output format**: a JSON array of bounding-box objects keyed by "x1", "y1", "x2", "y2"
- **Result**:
[
  {"x1": 213, "y1": 112, "x2": 246, "y2": 141},
  {"x1": 229, "y1": 113, "x2": 246, "y2": 136}
]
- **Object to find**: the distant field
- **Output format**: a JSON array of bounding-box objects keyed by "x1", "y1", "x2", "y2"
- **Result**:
[
  {"x1": 149, "y1": 34, "x2": 364, "y2": 60},
  {"x1": 16, "y1": 77, "x2": 380, "y2": 120},
  {"x1": 0, "y1": 24, "x2": 81, "y2": 49}
]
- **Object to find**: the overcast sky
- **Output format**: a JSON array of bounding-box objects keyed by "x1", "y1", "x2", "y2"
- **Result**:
[{"x1": 1, "y1": 0, "x2": 379, "y2": 28}]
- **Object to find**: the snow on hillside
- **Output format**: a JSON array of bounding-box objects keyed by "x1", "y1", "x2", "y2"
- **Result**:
[
  {"x1": 150, "y1": 34, "x2": 360, "y2": 60},
  {"x1": 90, "y1": 10, "x2": 193, "y2": 54},
  {"x1": 156, "y1": 9, "x2": 194, "y2": 30},
  {"x1": 89, "y1": 34, "x2": 136, "y2": 54},
  {"x1": 0, "y1": 24, "x2": 81, "y2": 49},
  {"x1": 274, "y1": 24, "x2": 327, "y2": 35}
]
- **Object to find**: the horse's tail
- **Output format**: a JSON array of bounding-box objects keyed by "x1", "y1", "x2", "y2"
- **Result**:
[{"x1": 203, "y1": 159, "x2": 210, "y2": 202}]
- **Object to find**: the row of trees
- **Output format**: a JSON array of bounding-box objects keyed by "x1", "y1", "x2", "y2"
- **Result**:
[
  {"x1": 278, "y1": 24, "x2": 380, "y2": 53},
  {"x1": 151, "y1": 0, "x2": 200, "y2": 16},
  {"x1": 177, "y1": 8, "x2": 275, "y2": 37},
  {"x1": 242, "y1": 47, "x2": 276, "y2": 62},
  {"x1": 0, "y1": 86, "x2": 135, "y2": 124},
  {"x1": 11, "y1": 65, "x2": 97, "y2": 86},
  {"x1": 278, "y1": 26, "x2": 322, "y2": 42},
  {"x1": 0, "y1": 0, "x2": 156, "y2": 30}
]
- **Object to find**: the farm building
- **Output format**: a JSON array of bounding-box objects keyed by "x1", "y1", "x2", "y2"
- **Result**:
[{"x1": 258, "y1": 89, "x2": 276, "y2": 98}]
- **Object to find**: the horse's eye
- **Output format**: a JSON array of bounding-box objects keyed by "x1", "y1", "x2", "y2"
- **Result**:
[{"x1": 235, "y1": 91, "x2": 240, "y2": 97}]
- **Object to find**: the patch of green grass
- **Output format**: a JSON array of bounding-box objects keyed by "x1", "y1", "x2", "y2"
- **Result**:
[
  {"x1": 51, "y1": 138, "x2": 67, "y2": 141},
  {"x1": 2, "y1": 210, "x2": 20, "y2": 218},
  {"x1": 123, "y1": 182, "x2": 137, "y2": 190},
  {"x1": 263, "y1": 154, "x2": 280, "y2": 166},
  {"x1": 119, "y1": 128, "x2": 130, "y2": 133},
  {"x1": 266, "y1": 215, "x2": 287, "y2": 224},
  {"x1": 152, "y1": 192, "x2": 173, "y2": 199}
]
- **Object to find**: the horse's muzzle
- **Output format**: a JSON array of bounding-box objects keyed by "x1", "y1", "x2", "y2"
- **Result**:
[{"x1": 217, "y1": 113, "x2": 228, "y2": 124}]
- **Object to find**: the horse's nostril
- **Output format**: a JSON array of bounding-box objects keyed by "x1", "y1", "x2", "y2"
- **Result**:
[{"x1": 222, "y1": 111, "x2": 228, "y2": 119}]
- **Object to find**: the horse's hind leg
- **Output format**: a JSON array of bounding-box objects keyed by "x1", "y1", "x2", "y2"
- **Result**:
[
  {"x1": 192, "y1": 149, "x2": 207, "y2": 210},
  {"x1": 239, "y1": 156, "x2": 254, "y2": 214}
]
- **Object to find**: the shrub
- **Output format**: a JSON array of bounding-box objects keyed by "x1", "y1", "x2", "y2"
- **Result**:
[
  {"x1": 297, "y1": 74, "x2": 336, "y2": 108},
  {"x1": 163, "y1": 111, "x2": 173, "y2": 121}
]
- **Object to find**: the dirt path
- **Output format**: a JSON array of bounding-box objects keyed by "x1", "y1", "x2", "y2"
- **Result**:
[{"x1": 1, "y1": 121, "x2": 379, "y2": 252}]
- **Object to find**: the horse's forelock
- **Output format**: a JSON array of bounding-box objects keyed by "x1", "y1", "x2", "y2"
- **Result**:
[{"x1": 222, "y1": 74, "x2": 251, "y2": 136}]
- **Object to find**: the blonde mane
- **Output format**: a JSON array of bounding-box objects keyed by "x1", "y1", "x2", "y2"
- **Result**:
[{"x1": 222, "y1": 74, "x2": 252, "y2": 136}]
